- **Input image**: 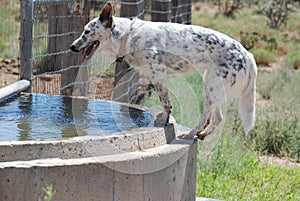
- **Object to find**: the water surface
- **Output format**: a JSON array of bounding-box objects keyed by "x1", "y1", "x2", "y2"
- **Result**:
[{"x1": 0, "y1": 94, "x2": 153, "y2": 141}]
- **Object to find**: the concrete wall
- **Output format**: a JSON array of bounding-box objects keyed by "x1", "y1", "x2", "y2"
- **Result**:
[{"x1": 0, "y1": 124, "x2": 197, "y2": 201}]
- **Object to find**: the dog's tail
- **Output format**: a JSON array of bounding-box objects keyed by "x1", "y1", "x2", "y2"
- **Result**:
[{"x1": 239, "y1": 54, "x2": 257, "y2": 135}]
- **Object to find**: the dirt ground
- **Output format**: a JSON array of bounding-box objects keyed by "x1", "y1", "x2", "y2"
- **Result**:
[
  {"x1": 0, "y1": 58, "x2": 19, "y2": 88},
  {"x1": 260, "y1": 155, "x2": 300, "y2": 168}
]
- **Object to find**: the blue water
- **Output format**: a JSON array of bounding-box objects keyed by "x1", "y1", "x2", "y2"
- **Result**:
[{"x1": 0, "y1": 94, "x2": 154, "y2": 141}]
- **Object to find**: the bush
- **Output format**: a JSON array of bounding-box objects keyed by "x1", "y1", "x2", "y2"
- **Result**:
[
  {"x1": 238, "y1": 31, "x2": 279, "y2": 66},
  {"x1": 258, "y1": 0, "x2": 294, "y2": 29},
  {"x1": 239, "y1": 31, "x2": 278, "y2": 51},
  {"x1": 247, "y1": 107, "x2": 300, "y2": 161},
  {"x1": 251, "y1": 48, "x2": 276, "y2": 66},
  {"x1": 215, "y1": 0, "x2": 245, "y2": 17},
  {"x1": 239, "y1": 31, "x2": 260, "y2": 50},
  {"x1": 249, "y1": 70, "x2": 300, "y2": 161}
]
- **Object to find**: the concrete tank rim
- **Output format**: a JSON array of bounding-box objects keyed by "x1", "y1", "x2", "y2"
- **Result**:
[
  {"x1": 0, "y1": 95, "x2": 193, "y2": 171},
  {"x1": 0, "y1": 138, "x2": 195, "y2": 175}
]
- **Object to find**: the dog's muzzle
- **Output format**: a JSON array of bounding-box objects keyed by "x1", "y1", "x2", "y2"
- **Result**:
[{"x1": 70, "y1": 44, "x2": 80, "y2": 52}]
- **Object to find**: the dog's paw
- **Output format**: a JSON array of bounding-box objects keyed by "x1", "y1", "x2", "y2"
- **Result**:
[
  {"x1": 178, "y1": 129, "x2": 206, "y2": 140},
  {"x1": 154, "y1": 112, "x2": 168, "y2": 127},
  {"x1": 178, "y1": 129, "x2": 197, "y2": 140},
  {"x1": 177, "y1": 133, "x2": 195, "y2": 139},
  {"x1": 196, "y1": 133, "x2": 207, "y2": 140}
]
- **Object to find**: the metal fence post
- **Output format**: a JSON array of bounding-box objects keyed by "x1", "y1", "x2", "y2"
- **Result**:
[
  {"x1": 20, "y1": 0, "x2": 34, "y2": 91},
  {"x1": 113, "y1": 0, "x2": 144, "y2": 103}
]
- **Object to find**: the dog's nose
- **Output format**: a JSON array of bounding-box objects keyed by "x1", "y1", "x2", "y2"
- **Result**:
[{"x1": 70, "y1": 45, "x2": 78, "y2": 52}]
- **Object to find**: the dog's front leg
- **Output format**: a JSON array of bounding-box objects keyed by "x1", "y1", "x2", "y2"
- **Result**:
[
  {"x1": 146, "y1": 65, "x2": 171, "y2": 127},
  {"x1": 153, "y1": 81, "x2": 171, "y2": 127}
]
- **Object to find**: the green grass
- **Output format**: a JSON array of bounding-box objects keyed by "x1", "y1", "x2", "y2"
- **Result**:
[
  {"x1": 256, "y1": 69, "x2": 300, "y2": 116},
  {"x1": 284, "y1": 44, "x2": 300, "y2": 69},
  {"x1": 197, "y1": 146, "x2": 300, "y2": 200},
  {"x1": 0, "y1": 0, "x2": 20, "y2": 58}
]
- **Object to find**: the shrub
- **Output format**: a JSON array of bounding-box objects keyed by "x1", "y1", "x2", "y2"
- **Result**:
[
  {"x1": 246, "y1": 107, "x2": 300, "y2": 161},
  {"x1": 215, "y1": 0, "x2": 245, "y2": 17},
  {"x1": 239, "y1": 31, "x2": 278, "y2": 51},
  {"x1": 239, "y1": 31, "x2": 260, "y2": 50},
  {"x1": 249, "y1": 70, "x2": 300, "y2": 161},
  {"x1": 258, "y1": 0, "x2": 294, "y2": 29}
]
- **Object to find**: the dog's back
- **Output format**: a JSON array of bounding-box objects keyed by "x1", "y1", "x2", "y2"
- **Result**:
[{"x1": 124, "y1": 18, "x2": 252, "y2": 73}]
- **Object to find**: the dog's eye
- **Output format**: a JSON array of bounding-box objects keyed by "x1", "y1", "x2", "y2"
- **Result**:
[{"x1": 84, "y1": 30, "x2": 91, "y2": 34}]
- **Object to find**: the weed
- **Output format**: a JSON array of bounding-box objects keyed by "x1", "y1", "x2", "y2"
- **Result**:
[
  {"x1": 99, "y1": 68, "x2": 115, "y2": 77},
  {"x1": 39, "y1": 184, "x2": 56, "y2": 201}
]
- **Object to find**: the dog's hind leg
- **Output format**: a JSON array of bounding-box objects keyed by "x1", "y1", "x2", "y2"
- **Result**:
[
  {"x1": 195, "y1": 106, "x2": 223, "y2": 140},
  {"x1": 178, "y1": 87, "x2": 213, "y2": 139},
  {"x1": 179, "y1": 98, "x2": 217, "y2": 140},
  {"x1": 179, "y1": 70, "x2": 225, "y2": 140},
  {"x1": 182, "y1": 101, "x2": 223, "y2": 140}
]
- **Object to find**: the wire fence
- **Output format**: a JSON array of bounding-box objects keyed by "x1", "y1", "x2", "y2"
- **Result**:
[{"x1": 20, "y1": 0, "x2": 192, "y2": 102}]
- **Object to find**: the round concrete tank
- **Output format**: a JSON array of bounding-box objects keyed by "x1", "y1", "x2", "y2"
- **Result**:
[{"x1": 0, "y1": 99, "x2": 197, "y2": 201}]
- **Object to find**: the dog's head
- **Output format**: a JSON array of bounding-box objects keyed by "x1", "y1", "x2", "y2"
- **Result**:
[{"x1": 70, "y1": 3, "x2": 114, "y2": 63}]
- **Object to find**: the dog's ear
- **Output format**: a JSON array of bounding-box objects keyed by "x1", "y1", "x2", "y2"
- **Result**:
[{"x1": 99, "y1": 3, "x2": 114, "y2": 29}]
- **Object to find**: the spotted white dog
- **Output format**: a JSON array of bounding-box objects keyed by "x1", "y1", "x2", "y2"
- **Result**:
[{"x1": 70, "y1": 3, "x2": 257, "y2": 140}]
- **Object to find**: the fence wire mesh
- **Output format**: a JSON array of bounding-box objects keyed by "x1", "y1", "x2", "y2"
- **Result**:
[{"x1": 19, "y1": 0, "x2": 192, "y2": 101}]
